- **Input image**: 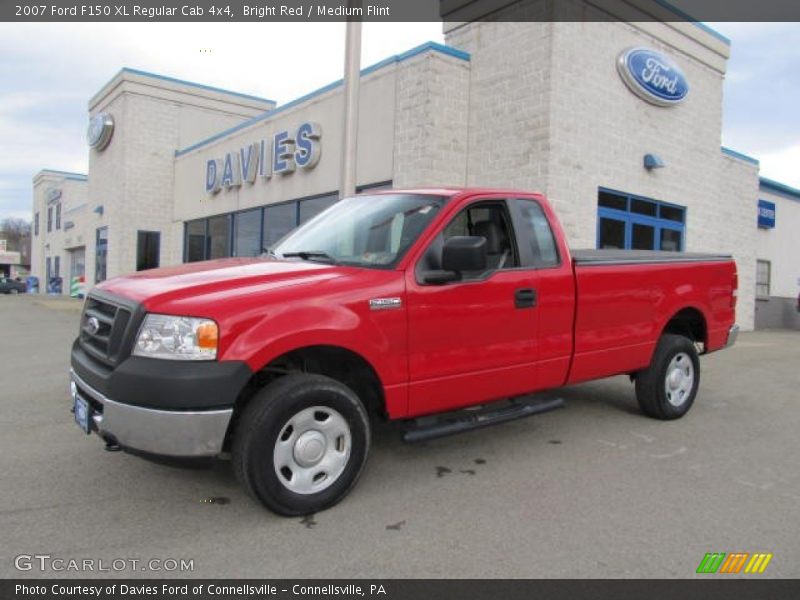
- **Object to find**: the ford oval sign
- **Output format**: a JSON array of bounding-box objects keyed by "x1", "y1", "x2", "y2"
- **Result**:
[
  {"x1": 617, "y1": 47, "x2": 689, "y2": 107},
  {"x1": 87, "y1": 112, "x2": 115, "y2": 150}
]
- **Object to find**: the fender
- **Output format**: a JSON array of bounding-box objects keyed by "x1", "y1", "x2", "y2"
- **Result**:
[{"x1": 222, "y1": 297, "x2": 409, "y2": 416}]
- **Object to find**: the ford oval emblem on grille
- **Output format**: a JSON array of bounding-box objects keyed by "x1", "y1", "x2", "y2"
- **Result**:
[{"x1": 86, "y1": 316, "x2": 100, "y2": 335}]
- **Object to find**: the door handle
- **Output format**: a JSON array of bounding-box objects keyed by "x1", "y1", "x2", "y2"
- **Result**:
[{"x1": 514, "y1": 288, "x2": 537, "y2": 309}]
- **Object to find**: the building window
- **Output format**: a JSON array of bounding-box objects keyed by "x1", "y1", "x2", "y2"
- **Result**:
[
  {"x1": 299, "y1": 193, "x2": 338, "y2": 225},
  {"x1": 263, "y1": 202, "x2": 298, "y2": 249},
  {"x1": 34, "y1": 212, "x2": 39, "y2": 236},
  {"x1": 54, "y1": 256, "x2": 60, "y2": 278},
  {"x1": 95, "y1": 227, "x2": 108, "y2": 283},
  {"x1": 46, "y1": 257, "x2": 51, "y2": 282},
  {"x1": 55, "y1": 203, "x2": 61, "y2": 230},
  {"x1": 597, "y1": 188, "x2": 685, "y2": 251},
  {"x1": 136, "y1": 231, "x2": 160, "y2": 271},
  {"x1": 234, "y1": 209, "x2": 262, "y2": 257},
  {"x1": 181, "y1": 186, "x2": 394, "y2": 264},
  {"x1": 47, "y1": 207, "x2": 53, "y2": 232},
  {"x1": 756, "y1": 260, "x2": 771, "y2": 300},
  {"x1": 207, "y1": 214, "x2": 232, "y2": 259},
  {"x1": 185, "y1": 219, "x2": 207, "y2": 262}
]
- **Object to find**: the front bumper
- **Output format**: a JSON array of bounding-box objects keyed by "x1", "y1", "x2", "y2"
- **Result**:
[
  {"x1": 725, "y1": 324, "x2": 740, "y2": 348},
  {"x1": 70, "y1": 369, "x2": 233, "y2": 457}
]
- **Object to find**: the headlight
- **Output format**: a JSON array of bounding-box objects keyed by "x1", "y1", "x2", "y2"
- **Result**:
[{"x1": 133, "y1": 314, "x2": 218, "y2": 361}]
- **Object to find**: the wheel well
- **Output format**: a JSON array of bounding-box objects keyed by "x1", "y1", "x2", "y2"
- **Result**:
[
  {"x1": 662, "y1": 308, "x2": 707, "y2": 351},
  {"x1": 224, "y1": 346, "x2": 386, "y2": 452}
]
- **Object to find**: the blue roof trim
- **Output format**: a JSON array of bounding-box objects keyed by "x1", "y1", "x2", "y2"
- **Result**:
[
  {"x1": 39, "y1": 169, "x2": 88, "y2": 181},
  {"x1": 760, "y1": 177, "x2": 800, "y2": 201},
  {"x1": 651, "y1": 0, "x2": 731, "y2": 45},
  {"x1": 691, "y1": 21, "x2": 731, "y2": 46},
  {"x1": 175, "y1": 41, "x2": 471, "y2": 158},
  {"x1": 721, "y1": 146, "x2": 759, "y2": 166},
  {"x1": 120, "y1": 68, "x2": 275, "y2": 105}
]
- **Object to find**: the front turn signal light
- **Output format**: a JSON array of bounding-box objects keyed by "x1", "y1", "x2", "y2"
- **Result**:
[{"x1": 196, "y1": 321, "x2": 219, "y2": 351}]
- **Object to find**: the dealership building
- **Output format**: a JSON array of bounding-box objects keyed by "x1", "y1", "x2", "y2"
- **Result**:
[{"x1": 31, "y1": 1, "x2": 800, "y2": 330}]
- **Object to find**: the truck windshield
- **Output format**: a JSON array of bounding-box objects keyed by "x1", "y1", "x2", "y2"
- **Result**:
[{"x1": 273, "y1": 193, "x2": 445, "y2": 268}]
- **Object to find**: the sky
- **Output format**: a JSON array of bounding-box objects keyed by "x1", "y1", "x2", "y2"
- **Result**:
[{"x1": 0, "y1": 21, "x2": 798, "y2": 222}]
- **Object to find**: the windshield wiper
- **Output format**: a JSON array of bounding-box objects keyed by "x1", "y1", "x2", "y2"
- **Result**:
[{"x1": 281, "y1": 250, "x2": 339, "y2": 264}]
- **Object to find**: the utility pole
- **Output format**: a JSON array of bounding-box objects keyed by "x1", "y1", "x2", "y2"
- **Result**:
[{"x1": 339, "y1": 18, "x2": 362, "y2": 199}]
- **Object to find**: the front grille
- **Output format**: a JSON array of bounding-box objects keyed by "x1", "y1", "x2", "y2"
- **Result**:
[{"x1": 79, "y1": 294, "x2": 138, "y2": 367}]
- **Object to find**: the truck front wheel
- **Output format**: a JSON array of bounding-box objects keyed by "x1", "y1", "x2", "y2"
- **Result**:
[
  {"x1": 635, "y1": 334, "x2": 700, "y2": 420},
  {"x1": 233, "y1": 373, "x2": 371, "y2": 516}
]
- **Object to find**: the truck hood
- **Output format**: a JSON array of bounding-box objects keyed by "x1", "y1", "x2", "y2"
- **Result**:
[{"x1": 95, "y1": 257, "x2": 353, "y2": 307}]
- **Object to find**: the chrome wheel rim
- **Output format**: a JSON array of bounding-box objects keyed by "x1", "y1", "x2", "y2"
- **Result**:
[
  {"x1": 664, "y1": 352, "x2": 694, "y2": 407},
  {"x1": 273, "y1": 406, "x2": 351, "y2": 495}
]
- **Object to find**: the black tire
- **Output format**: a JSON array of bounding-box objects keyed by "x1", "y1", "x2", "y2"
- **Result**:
[
  {"x1": 233, "y1": 373, "x2": 371, "y2": 516},
  {"x1": 635, "y1": 334, "x2": 700, "y2": 420}
]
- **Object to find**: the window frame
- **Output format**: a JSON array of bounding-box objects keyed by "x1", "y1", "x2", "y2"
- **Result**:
[{"x1": 596, "y1": 187, "x2": 686, "y2": 251}]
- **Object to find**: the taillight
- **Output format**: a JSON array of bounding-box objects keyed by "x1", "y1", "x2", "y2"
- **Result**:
[{"x1": 731, "y1": 271, "x2": 738, "y2": 308}]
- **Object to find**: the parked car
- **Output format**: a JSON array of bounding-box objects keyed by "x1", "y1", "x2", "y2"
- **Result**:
[
  {"x1": 0, "y1": 277, "x2": 26, "y2": 294},
  {"x1": 69, "y1": 188, "x2": 739, "y2": 515}
]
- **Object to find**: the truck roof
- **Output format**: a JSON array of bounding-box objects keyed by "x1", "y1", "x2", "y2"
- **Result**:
[{"x1": 366, "y1": 187, "x2": 545, "y2": 198}]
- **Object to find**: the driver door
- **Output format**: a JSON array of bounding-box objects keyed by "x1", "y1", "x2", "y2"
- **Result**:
[{"x1": 405, "y1": 198, "x2": 540, "y2": 416}]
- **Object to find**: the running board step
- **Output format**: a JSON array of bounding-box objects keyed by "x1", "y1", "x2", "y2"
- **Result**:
[{"x1": 402, "y1": 396, "x2": 565, "y2": 443}]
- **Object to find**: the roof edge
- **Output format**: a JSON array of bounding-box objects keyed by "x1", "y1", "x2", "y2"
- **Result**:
[
  {"x1": 651, "y1": 1, "x2": 731, "y2": 45},
  {"x1": 90, "y1": 67, "x2": 276, "y2": 109},
  {"x1": 33, "y1": 169, "x2": 88, "y2": 182},
  {"x1": 760, "y1": 176, "x2": 800, "y2": 201},
  {"x1": 174, "y1": 41, "x2": 471, "y2": 158},
  {"x1": 721, "y1": 146, "x2": 759, "y2": 166}
]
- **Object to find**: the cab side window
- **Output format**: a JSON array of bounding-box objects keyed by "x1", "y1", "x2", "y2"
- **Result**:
[
  {"x1": 512, "y1": 199, "x2": 560, "y2": 268},
  {"x1": 417, "y1": 201, "x2": 519, "y2": 282}
]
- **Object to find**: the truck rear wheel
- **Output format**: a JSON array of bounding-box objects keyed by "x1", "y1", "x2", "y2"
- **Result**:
[
  {"x1": 635, "y1": 334, "x2": 700, "y2": 420},
  {"x1": 233, "y1": 373, "x2": 371, "y2": 516}
]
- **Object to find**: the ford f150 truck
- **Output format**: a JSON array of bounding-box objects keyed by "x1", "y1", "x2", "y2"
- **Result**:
[{"x1": 70, "y1": 188, "x2": 739, "y2": 515}]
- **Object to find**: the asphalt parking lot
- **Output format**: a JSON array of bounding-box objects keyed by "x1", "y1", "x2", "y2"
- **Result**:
[{"x1": 1, "y1": 294, "x2": 798, "y2": 579}]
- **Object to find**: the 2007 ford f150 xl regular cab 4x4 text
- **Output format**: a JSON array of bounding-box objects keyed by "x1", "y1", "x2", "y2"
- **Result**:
[{"x1": 70, "y1": 188, "x2": 739, "y2": 515}]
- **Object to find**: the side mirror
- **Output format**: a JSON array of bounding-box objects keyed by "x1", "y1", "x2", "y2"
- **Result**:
[{"x1": 422, "y1": 236, "x2": 487, "y2": 284}]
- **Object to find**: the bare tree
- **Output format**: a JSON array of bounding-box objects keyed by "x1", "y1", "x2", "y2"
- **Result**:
[{"x1": 0, "y1": 218, "x2": 32, "y2": 265}]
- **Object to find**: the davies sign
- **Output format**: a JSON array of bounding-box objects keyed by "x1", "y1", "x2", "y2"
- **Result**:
[
  {"x1": 205, "y1": 122, "x2": 321, "y2": 194},
  {"x1": 617, "y1": 47, "x2": 689, "y2": 107}
]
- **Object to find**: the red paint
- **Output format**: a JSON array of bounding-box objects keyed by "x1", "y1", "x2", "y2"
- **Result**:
[{"x1": 97, "y1": 189, "x2": 737, "y2": 420}]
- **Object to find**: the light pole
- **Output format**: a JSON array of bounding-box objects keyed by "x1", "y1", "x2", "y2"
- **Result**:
[{"x1": 340, "y1": 19, "x2": 362, "y2": 199}]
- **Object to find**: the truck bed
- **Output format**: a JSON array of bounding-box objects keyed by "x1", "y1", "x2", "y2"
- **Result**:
[{"x1": 566, "y1": 249, "x2": 737, "y2": 386}]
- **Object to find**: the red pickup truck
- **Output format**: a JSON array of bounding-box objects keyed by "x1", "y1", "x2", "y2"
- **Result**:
[{"x1": 70, "y1": 188, "x2": 738, "y2": 515}]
